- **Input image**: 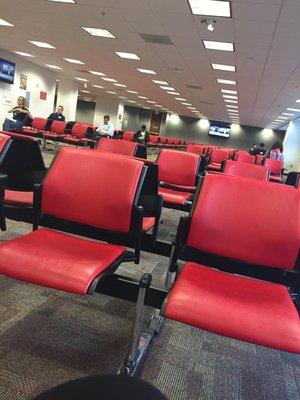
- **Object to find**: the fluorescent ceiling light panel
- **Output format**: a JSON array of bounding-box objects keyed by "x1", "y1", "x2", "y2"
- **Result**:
[
  {"x1": 160, "y1": 86, "x2": 175, "y2": 90},
  {"x1": 82, "y1": 27, "x2": 115, "y2": 38},
  {"x1": 106, "y1": 91, "x2": 116, "y2": 94},
  {"x1": 138, "y1": 96, "x2": 148, "y2": 99},
  {"x1": 81, "y1": 90, "x2": 90, "y2": 93},
  {"x1": 226, "y1": 105, "x2": 238, "y2": 108},
  {"x1": 137, "y1": 68, "x2": 156, "y2": 74},
  {"x1": 222, "y1": 95, "x2": 238, "y2": 99},
  {"x1": 221, "y1": 89, "x2": 237, "y2": 94},
  {"x1": 64, "y1": 58, "x2": 84, "y2": 64},
  {"x1": 119, "y1": 96, "x2": 127, "y2": 99},
  {"x1": 102, "y1": 77, "x2": 117, "y2": 82},
  {"x1": 45, "y1": 64, "x2": 61, "y2": 69},
  {"x1": 115, "y1": 52, "x2": 140, "y2": 60},
  {"x1": 282, "y1": 113, "x2": 294, "y2": 116},
  {"x1": 14, "y1": 51, "x2": 34, "y2": 57},
  {"x1": 287, "y1": 108, "x2": 300, "y2": 112},
  {"x1": 188, "y1": 0, "x2": 231, "y2": 17},
  {"x1": 113, "y1": 83, "x2": 127, "y2": 87},
  {"x1": 175, "y1": 98, "x2": 186, "y2": 101},
  {"x1": 89, "y1": 70, "x2": 105, "y2": 76},
  {"x1": 217, "y1": 79, "x2": 236, "y2": 85},
  {"x1": 29, "y1": 41, "x2": 55, "y2": 48},
  {"x1": 153, "y1": 80, "x2": 168, "y2": 85},
  {"x1": 127, "y1": 90, "x2": 138, "y2": 94},
  {"x1": 212, "y1": 63, "x2": 235, "y2": 72},
  {"x1": 182, "y1": 103, "x2": 192, "y2": 106},
  {"x1": 75, "y1": 77, "x2": 88, "y2": 81},
  {"x1": 0, "y1": 18, "x2": 14, "y2": 26},
  {"x1": 167, "y1": 92, "x2": 180, "y2": 95},
  {"x1": 92, "y1": 85, "x2": 103, "y2": 88},
  {"x1": 147, "y1": 101, "x2": 156, "y2": 103},
  {"x1": 47, "y1": 0, "x2": 76, "y2": 3},
  {"x1": 276, "y1": 116, "x2": 289, "y2": 120},
  {"x1": 295, "y1": 99, "x2": 300, "y2": 103},
  {"x1": 203, "y1": 40, "x2": 234, "y2": 52},
  {"x1": 128, "y1": 100, "x2": 136, "y2": 103},
  {"x1": 224, "y1": 99, "x2": 238, "y2": 103}
]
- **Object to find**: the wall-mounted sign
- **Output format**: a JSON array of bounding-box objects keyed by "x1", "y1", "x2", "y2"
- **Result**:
[
  {"x1": 40, "y1": 91, "x2": 47, "y2": 100},
  {"x1": 19, "y1": 74, "x2": 27, "y2": 90}
]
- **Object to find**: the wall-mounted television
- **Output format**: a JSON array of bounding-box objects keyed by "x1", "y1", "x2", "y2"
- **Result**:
[
  {"x1": 209, "y1": 125, "x2": 230, "y2": 138},
  {"x1": 0, "y1": 58, "x2": 15, "y2": 84}
]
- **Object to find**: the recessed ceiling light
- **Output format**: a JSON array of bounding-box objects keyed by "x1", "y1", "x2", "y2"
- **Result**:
[
  {"x1": 217, "y1": 79, "x2": 236, "y2": 85},
  {"x1": 188, "y1": 0, "x2": 231, "y2": 17},
  {"x1": 152, "y1": 80, "x2": 168, "y2": 85},
  {"x1": 282, "y1": 113, "x2": 294, "y2": 116},
  {"x1": 226, "y1": 105, "x2": 238, "y2": 109},
  {"x1": 115, "y1": 51, "x2": 140, "y2": 60},
  {"x1": 221, "y1": 89, "x2": 237, "y2": 94},
  {"x1": 187, "y1": 107, "x2": 196, "y2": 110},
  {"x1": 203, "y1": 40, "x2": 234, "y2": 52},
  {"x1": 46, "y1": 0, "x2": 76, "y2": 3},
  {"x1": 81, "y1": 90, "x2": 90, "y2": 93},
  {"x1": 106, "y1": 91, "x2": 116, "y2": 94},
  {"x1": 138, "y1": 96, "x2": 148, "y2": 99},
  {"x1": 223, "y1": 94, "x2": 238, "y2": 99},
  {"x1": 82, "y1": 27, "x2": 115, "y2": 38},
  {"x1": 277, "y1": 116, "x2": 289, "y2": 120},
  {"x1": 92, "y1": 85, "x2": 103, "y2": 88},
  {"x1": 224, "y1": 99, "x2": 238, "y2": 103},
  {"x1": 119, "y1": 96, "x2": 127, "y2": 99},
  {"x1": 175, "y1": 98, "x2": 187, "y2": 101},
  {"x1": 147, "y1": 101, "x2": 156, "y2": 104},
  {"x1": 29, "y1": 40, "x2": 56, "y2": 49},
  {"x1": 102, "y1": 77, "x2": 117, "y2": 82},
  {"x1": 211, "y1": 63, "x2": 235, "y2": 72},
  {"x1": 137, "y1": 68, "x2": 156, "y2": 74},
  {"x1": 75, "y1": 77, "x2": 89, "y2": 82},
  {"x1": 127, "y1": 90, "x2": 138, "y2": 94},
  {"x1": 45, "y1": 64, "x2": 61, "y2": 69},
  {"x1": 182, "y1": 103, "x2": 192, "y2": 106},
  {"x1": 287, "y1": 108, "x2": 300, "y2": 112},
  {"x1": 0, "y1": 18, "x2": 14, "y2": 26},
  {"x1": 228, "y1": 111, "x2": 239, "y2": 114},
  {"x1": 14, "y1": 51, "x2": 34, "y2": 57},
  {"x1": 89, "y1": 70, "x2": 106, "y2": 76},
  {"x1": 160, "y1": 86, "x2": 175, "y2": 90},
  {"x1": 295, "y1": 99, "x2": 300, "y2": 103},
  {"x1": 167, "y1": 92, "x2": 180, "y2": 95},
  {"x1": 128, "y1": 100, "x2": 136, "y2": 103},
  {"x1": 64, "y1": 58, "x2": 84, "y2": 64},
  {"x1": 113, "y1": 83, "x2": 127, "y2": 87}
]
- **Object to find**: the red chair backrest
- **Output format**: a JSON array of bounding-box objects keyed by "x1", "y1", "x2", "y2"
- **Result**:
[
  {"x1": 123, "y1": 131, "x2": 135, "y2": 141},
  {"x1": 32, "y1": 117, "x2": 47, "y2": 131},
  {"x1": 224, "y1": 160, "x2": 269, "y2": 181},
  {"x1": 211, "y1": 149, "x2": 230, "y2": 163},
  {"x1": 41, "y1": 148, "x2": 144, "y2": 233},
  {"x1": 187, "y1": 174, "x2": 300, "y2": 270},
  {"x1": 187, "y1": 144, "x2": 205, "y2": 155},
  {"x1": 149, "y1": 135, "x2": 159, "y2": 144},
  {"x1": 236, "y1": 152, "x2": 256, "y2": 164},
  {"x1": 264, "y1": 158, "x2": 283, "y2": 175},
  {"x1": 71, "y1": 123, "x2": 88, "y2": 138},
  {"x1": 0, "y1": 133, "x2": 10, "y2": 153},
  {"x1": 160, "y1": 137, "x2": 167, "y2": 144},
  {"x1": 51, "y1": 121, "x2": 67, "y2": 135},
  {"x1": 173, "y1": 139, "x2": 180, "y2": 145},
  {"x1": 157, "y1": 149, "x2": 200, "y2": 187},
  {"x1": 256, "y1": 155, "x2": 264, "y2": 165},
  {"x1": 96, "y1": 138, "x2": 137, "y2": 156}
]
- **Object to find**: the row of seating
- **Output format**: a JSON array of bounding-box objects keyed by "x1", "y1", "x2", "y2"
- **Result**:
[{"x1": 0, "y1": 146, "x2": 299, "y2": 378}]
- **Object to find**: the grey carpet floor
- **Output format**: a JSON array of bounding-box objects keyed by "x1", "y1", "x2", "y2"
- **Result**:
[{"x1": 0, "y1": 147, "x2": 299, "y2": 399}]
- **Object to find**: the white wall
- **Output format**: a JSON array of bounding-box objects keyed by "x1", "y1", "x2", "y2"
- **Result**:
[
  {"x1": 283, "y1": 119, "x2": 300, "y2": 171},
  {"x1": 93, "y1": 95, "x2": 124, "y2": 128},
  {"x1": 56, "y1": 77, "x2": 78, "y2": 121},
  {"x1": 0, "y1": 49, "x2": 57, "y2": 127}
]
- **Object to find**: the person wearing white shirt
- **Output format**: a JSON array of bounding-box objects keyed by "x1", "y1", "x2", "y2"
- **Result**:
[{"x1": 96, "y1": 115, "x2": 115, "y2": 138}]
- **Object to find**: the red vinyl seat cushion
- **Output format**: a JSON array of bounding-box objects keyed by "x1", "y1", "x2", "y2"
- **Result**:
[
  {"x1": 164, "y1": 262, "x2": 300, "y2": 353},
  {"x1": 159, "y1": 187, "x2": 192, "y2": 205},
  {"x1": 142, "y1": 217, "x2": 155, "y2": 232},
  {"x1": 4, "y1": 190, "x2": 33, "y2": 206},
  {"x1": 0, "y1": 228, "x2": 126, "y2": 295},
  {"x1": 96, "y1": 138, "x2": 137, "y2": 156},
  {"x1": 207, "y1": 162, "x2": 222, "y2": 171},
  {"x1": 0, "y1": 133, "x2": 10, "y2": 153}
]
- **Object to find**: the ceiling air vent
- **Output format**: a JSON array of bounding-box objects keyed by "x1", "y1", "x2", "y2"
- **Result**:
[
  {"x1": 139, "y1": 33, "x2": 173, "y2": 45},
  {"x1": 186, "y1": 84, "x2": 203, "y2": 90}
]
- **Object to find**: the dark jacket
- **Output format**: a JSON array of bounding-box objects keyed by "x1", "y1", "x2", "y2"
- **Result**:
[
  {"x1": 134, "y1": 130, "x2": 149, "y2": 144},
  {"x1": 47, "y1": 112, "x2": 65, "y2": 122}
]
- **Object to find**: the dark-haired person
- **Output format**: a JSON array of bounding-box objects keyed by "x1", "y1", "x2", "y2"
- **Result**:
[
  {"x1": 249, "y1": 144, "x2": 258, "y2": 155},
  {"x1": 47, "y1": 105, "x2": 65, "y2": 122},
  {"x1": 3, "y1": 96, "x2": 33, "y2": 131},
  {"x1": 258, "y1": 142, "x2": 266, "y2": 155},
  {"x1": 269, "y1": 141, "x2": 284, "y2": 162},
  {"x1": 96, "y1": 115, "x2": 115, "y2": 138},
  {"x1": 134, "y1": 124, "x2": 149, "y2": 145}
]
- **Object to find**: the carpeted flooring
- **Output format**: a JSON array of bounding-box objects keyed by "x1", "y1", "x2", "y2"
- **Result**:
[{"x1": 0, "y1": 147, "x2": 299, "y2": 399}]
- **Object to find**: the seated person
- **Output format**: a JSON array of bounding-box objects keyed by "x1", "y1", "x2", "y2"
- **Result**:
[
  {"x1": 96, "y1": 115, "x2": 115, "y2": 138},
  {"x1": 47, "y1": 105, "x2": 65, "y2": 121},
  {"x1": 3, "y1": 96, "x2": 33, "y2": 131},
  {"x1": 249, "y1": 144, "x2": 258, "y2": 155},
  {"x1": 269, "y1": 141, "x2": 284, "y2": 161},
  {"x1": 134, "y1": 125, "x2": 149, "y2": 145},
  {"x1": 257, "y1": 142, "x2": 266, "y2": 155}
]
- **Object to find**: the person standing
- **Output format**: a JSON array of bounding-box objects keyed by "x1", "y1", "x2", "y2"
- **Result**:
[
  {"x1": 3, "y1": 96, "x2": 33, "y2": 131},
  {"x1": 96, "y1": 115, "x2": 115, "y2": 138},
  {"x1": 47, "y1": 105, "x2": 65, "y2": 121},
  {"x1": 134, "y1": 125, "x2": 149, "y2": 145}
]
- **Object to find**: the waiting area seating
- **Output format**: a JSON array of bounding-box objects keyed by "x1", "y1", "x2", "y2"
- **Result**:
[
  {"x1": 96, "y1": 137, "x2": 147, "y2": 158},
  {"x1": 223, "y1": 160, "x2": 270, "y2": 181},
  {"x1": 264, "y1": 158, "x2": 283, "y2": 183},
  {"x1": 235, "y1": 150, "x2": 256, "y2": 164},
  {"x1": 207, "y1": 148, "x2": 230, "y2": 171}
]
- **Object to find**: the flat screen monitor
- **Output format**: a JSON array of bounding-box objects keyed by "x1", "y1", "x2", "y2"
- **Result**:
[
  {"x1": 208, "y1": 125, "x2": 230, "y2": 138},
  {"x1": 0, "y1": 58, "x2": 15, "y2": 84}
]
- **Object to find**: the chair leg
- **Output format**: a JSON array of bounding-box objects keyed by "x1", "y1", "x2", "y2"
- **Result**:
[{"x1": 119, "y1": 274, "x2": 153, "y2": 376}]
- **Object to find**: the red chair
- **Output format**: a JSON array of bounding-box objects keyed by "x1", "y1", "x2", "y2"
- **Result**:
[
  {"x1": 157, "y1": 149, "x2": 201, "y2": 210},
  {"x1": 122, "y1": 131, "x2": 135, "y2": 141},
  {"x1": 159, "y1": 137, "x2": 167, "y2": 146},
  {"x1": 264, "y1": 158, "x2": 283, "y2": 183},
  {"x1": 96, "y1": 138, "x2": 138, "y2": 157},
  {"x1": 148, "y1": 134, "x2": 159, "y2": 146},
  {"x1": 64, "y1": 123, "x2": 90, "y2": 145},
  {"x1": 236, "y1": 151, "x2": 256, "y2": 164},
  {"x1": 0, "y1": 132, "x2": 10, "y2": 153},
  {"x1": 22, "y1": 117, "x2": 48, "y2": 137},
  {"x1": 207, "y1": 149, "x2": 230, "y2": 171},
  {"x1": 223, "y1": 160, "x2": 270, "y2": 181},
  {"x1": 163, "y1": 174, "x2": 300, "y2": 354},
  {"x1": 256, "y1": 155, "x2": 264, "y2": 165},
  {"x1": 186, "y1": 144, "x2": 205, "y2": 155},
  {"x1": 43, "y1": 120, "x2": 67, "y2": 141}
]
